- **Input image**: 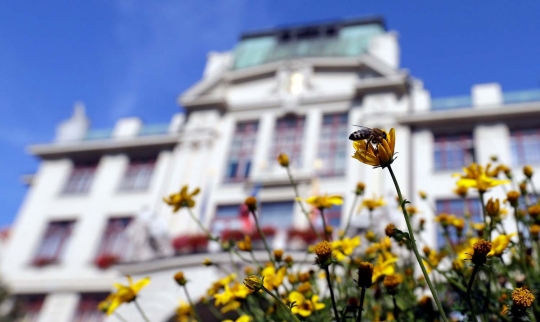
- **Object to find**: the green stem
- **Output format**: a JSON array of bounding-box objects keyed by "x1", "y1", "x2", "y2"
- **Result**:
[
  {"x1": 113, "y1": 312, "x2": 129, "y2": 322},
  {"x1": 392, "y1": 295, "x2": 400, "y2": 322},
  {"x1": 320, "y1": 207, "x2": 330, "y2": 240},
  {"x1": 466, "y1": 265, "x2": 481, "y2": 322},
  {"x1": 250, "y1": 209, "x2": 275, "y2": 265},
  {"x1": 262, "y1": 286, "x2": 302, "y2": 322},
  {"x1": 343, "y1": 194, "x2": 360, "y2": 237},
  {"x1": 528, "y1": 178, "x2": 540, "y2": 201},
  {"x1": 187, "y1": 208, "x2": 218, "y2": 241},
  {"x1": 512, "y1": 205, "x2": 528, "y2": 275},
  {"x1": 134, "y1": 299, "x2": 151, "y2": 322},
  {"x1": 479, "y1": 192, "x2": 489, "y2": 240},
  {"x1": 183, "y1": 286, "x2": 202, "y2": 322},
  {"x1": 286, "y1": 166, "x2": 322, "y2": 240},
  {"x1": 324, "y1": 266, "x2": 341, "y2": 322},
  {"x1": 387, "y1": 165, "x2": 449, "y2": 322},
  {"x1": 356, "y1": 287, "x2": 366, "y2": 322}
]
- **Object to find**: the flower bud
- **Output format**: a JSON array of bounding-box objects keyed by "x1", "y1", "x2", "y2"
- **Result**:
[
  {"x1": 356, "y1": 182, "x2": 365, "y2": 195},
  {"x1": 277, "y1": 153, "x2": 289, "y2": 167},
  {"x1": 174, "y1": 271, "x2": 187, "y2": 286},
  {"x1": 506, "y1": 190, "x2": 520, "y2": 207},
  {"x1": 385, "y1": 224, "x2": 396, "y2": 237},
  {"x1": 273, "y1": 249, "x2": 284, "y2": 262},
  {"x1": 523, "y1": 165, "x2": 534, "y2": 179},
  {"x1": 243, "y1": 275, "x2": 263, "y2": 292},
  {"x1": 486, "y1": 198, "x2": 500, "y2": 218},
  {"x1": 244, "y1": 196, "x2": 257, "y2": 212},
  {"x1": 356, "y1": 262, "x2": 374, "y2": 288}
]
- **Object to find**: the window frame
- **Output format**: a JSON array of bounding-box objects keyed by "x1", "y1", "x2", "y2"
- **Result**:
[
  {"x1": 316, "y1": 112, "x2": 348, "y2": 177},
  {"x1": 62, "y1": 162, "x2": 98, "y2": 195},
  {"x1": 433, "y1": 133, "x2": 475, "y2": 172},
  {"x1": 510, "y1": 128, "x2": 540, "y2": 166},
  {"x1": 17, "y1": 294, "x2": 46, "y2": 322},
  {"x1": 73, "y1": 293, "x2": 109, "y2": 322},
  {"x1": 94, "y1": 217, "x2": 132, "y2": 265},
  {"x1": 224, "y1": 120, "x2": 259, "y2": 183},
  {"x1": 118, "y1": 158, "x2": 156, "y2": 192},
  {"x1": 32, "y1": 220, "x2": 75, "y2": 267},
  {"x1": 270, "y1": 115, "x2": 306, "y2": 168}
]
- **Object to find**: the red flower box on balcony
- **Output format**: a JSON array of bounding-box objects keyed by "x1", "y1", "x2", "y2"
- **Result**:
[
  {"x1": 172, "y1": 234, "x2": 209, "y2": 254},
  {"x1": 94, "y1": 254, "x2": 120, "y2": 269},
  {"x1": 32, "y1": 256, "x2": 56, "y2": 267}
]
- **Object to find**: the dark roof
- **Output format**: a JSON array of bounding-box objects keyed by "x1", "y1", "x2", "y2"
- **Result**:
[{"x1": 239, "y1": 16, "x2": 386, "y2": 40}]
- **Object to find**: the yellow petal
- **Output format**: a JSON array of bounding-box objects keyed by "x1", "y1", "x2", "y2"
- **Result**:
[{"x1": 132, "y1": 276, "x2": 151, "y2": 293}]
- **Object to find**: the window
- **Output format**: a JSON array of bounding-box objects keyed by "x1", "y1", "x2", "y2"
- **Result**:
[
  {"x1": 510, "y1": 128, "x2": 540, "y2": 166},
  {"x1": 435, "y1": 199, "x2": 482, "y2": 248},
  {"x1": 95, "y1": 218, "x2": 131, "y2": 265},
  {"x1": 225, "y1": 121, "x2": 258, "y2": 182},
  {"x1": 317, "y1": 113, "x2": 348, "y2": 176},
  {"x1": 33, "y1": 221, "x2": 75, "y2": 266},
  {"x1": 118, "y1": 158, "x2": 156, "y2": 191},
  {"x1": 259, "y1": 201, "x2": 294, "y2": 229},
  {"x1": 270, "y1": 115, "x2": 305, "y2": 167},
  {"x1": 212, "y1": 205, "x2": 246, "y2": 235},
  {"x1": 433, "y1": 133, "x2": 474, "y2": 171},
  {"x1": 63, "y1": 163, "x2": 97, "y2": 194},
  {"x1": 73, "y1": 293, "x2": 108, "y2": 322},
  {"x1": 17, "y1": 294, "x2": 45, "y2": 321}
]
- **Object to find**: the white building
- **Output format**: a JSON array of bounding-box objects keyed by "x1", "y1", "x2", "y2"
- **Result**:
[{"x1": 3, "y1": 16, "x2": 540, "y2": 321}]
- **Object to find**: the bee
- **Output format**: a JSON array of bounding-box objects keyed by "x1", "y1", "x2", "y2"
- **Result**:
[{"x1": 348, "y1": 126, "x2": 387, "y2": 148}]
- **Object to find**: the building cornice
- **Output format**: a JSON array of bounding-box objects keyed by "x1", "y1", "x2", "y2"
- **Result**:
[
  {"x1": 28, "y1": 134, "x2": 180, "y2": 159},
  {"x1": 398, "y1": 101, "x2": 540, "y2": 127}
]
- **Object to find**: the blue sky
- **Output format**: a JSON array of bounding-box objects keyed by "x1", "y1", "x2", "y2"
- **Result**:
[{"x1": 1, "y1": 1, "x2": 539, "y2": 227}]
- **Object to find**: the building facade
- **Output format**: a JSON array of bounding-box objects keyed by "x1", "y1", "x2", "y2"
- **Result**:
[{"x1": 3, "y1": 17, "x2": 540, "y2": 321}]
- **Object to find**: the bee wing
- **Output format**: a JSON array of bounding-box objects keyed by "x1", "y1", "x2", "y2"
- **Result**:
[{"x1": 351, "y1": 124, "x2": 370, "y2": 129}]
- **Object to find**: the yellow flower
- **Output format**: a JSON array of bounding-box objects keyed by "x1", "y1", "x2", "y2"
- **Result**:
[
  {"x1": 435, "y1": 213, "x2": 456, "y2": 227},
  {"x1": 97, "y1": 294, "x2": 115, "y2": 313},
  {"x1": 352, "y1": 128, "x2": 396, "y2": 168},
  {"x1": 331, "y1": 236, "x2": 361, "y2": 261},
  {"x1": 454, "y1": 163, "x2": 509, "y2": 193},
  {"x1": 176, "y1": 301, "x2": 196, "y2": 322},
  {"x1": 303, "y1": 194, "x2": 343, "y2": 209},
  {"x1": 471, "y1": 239, "x2": 491, "y2": 266},
  {"x1": 214, "y1": 280, "x2": 250, "y2": 309},
  {"x1": 262, "y1": 266, "x2": 286, "y2": 291},
  {"x1": 288, "y1": 291, "x2": 325, "y2": 317},
  {"x1": 512, "y1": 287, "x2": 535, "y2": 308},
  {"x1": 314, "y1": 241, "x2": 333, "y2": 267},
  {"x1": 163, "y1": 185, "x2": 200, "y2": 211},
  {"x1": 488, "y1": 233, "x2": 516, "y2": 257},
  {"x1": 372, "y1": 254, "x2": 397, "y2": 282},
  {"x1": 360, "y1": 196, "x2": 386, "y2": 211},
  {"x1": 106, "y1": 276, "x2": 150, "y2": 316},
  {"x1": 383, "y1": 273, "x2": 403, "y2": 295},
  {"x1": 237, "y1": 235, "x2": 252, "y2": 252}
]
